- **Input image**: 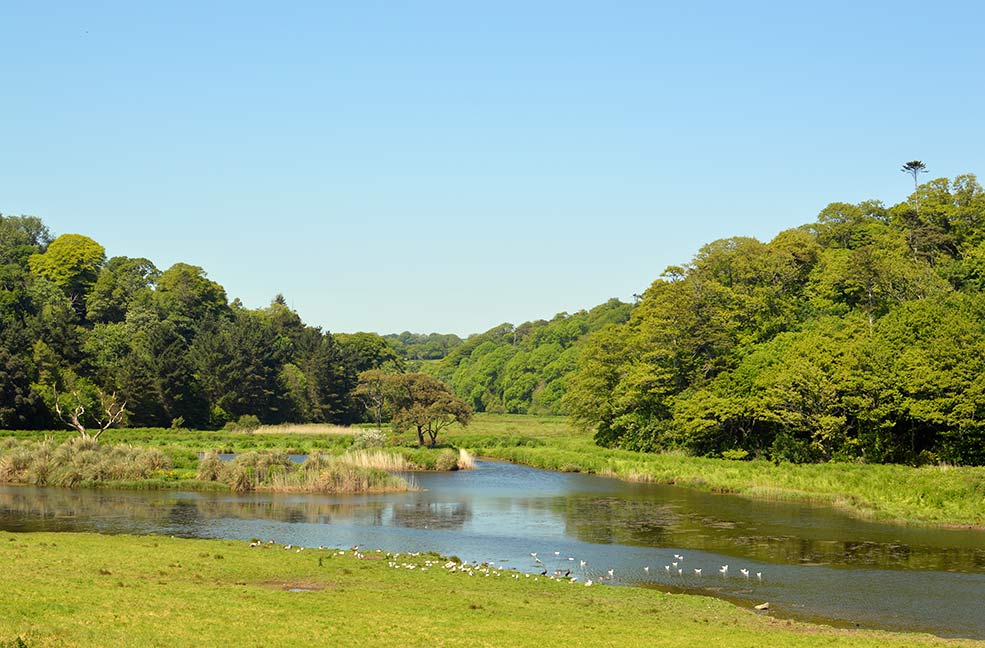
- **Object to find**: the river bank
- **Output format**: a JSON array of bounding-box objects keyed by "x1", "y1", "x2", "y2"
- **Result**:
[
  {"x1": 3, "y1": 414, "x2": 983, "y2": 527},
  {"x1": 453, "y1": 415, "x2": 985, "y2": 528},
  {"x1": 0, "y1": 530, "x2": 976, "y2": 648}
]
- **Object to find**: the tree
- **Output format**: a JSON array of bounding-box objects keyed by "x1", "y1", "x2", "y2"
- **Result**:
[
  {"x1": 354, "y1": 368, "x2": 394, "y2": 429},
  {"x1": 155, "y1": 263, "x2": 228, "y2": 329},
  {"x1": 51, "y1": 385, "x2": 126, "y2": 440},
  {"x1": 902, "y1": 160, "x2": 928, "y2": 212},
  {"x1": 387, "y1": 373, "x2": 472, "y2": 447},
  {"x1": 27, "y1": 233, "x2": 105, "y2": 313}
]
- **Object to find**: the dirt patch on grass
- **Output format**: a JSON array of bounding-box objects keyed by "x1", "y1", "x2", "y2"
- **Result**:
[{"x1": 261, "y1": 579, "x2": 335, "y2": 592}]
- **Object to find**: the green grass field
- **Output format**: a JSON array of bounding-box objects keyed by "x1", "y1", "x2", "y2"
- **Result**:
[{"x1": 1, "y1": 531, "x2": 976, "y2": 648}]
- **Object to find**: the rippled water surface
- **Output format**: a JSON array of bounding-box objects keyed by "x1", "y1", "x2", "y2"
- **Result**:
[{"x1": 2, "y1": 461, "x2": 983, "y2": 639}]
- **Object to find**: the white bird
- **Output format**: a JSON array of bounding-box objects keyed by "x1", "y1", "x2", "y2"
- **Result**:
[
  {"x1": 694, "y1": 568, "x2": 702, "y2": 576},
  {"x1": 554, "y1": 551, "x2": 560, "y2": 557},
  {"x1": 530, "y1": 553, "x2": 537, "y2": 559},
  {"x1": 756, "y1": 572, "x2": 762, "y2": 581},
  {"x1": 719, "y1": 565, "x2": 729, "y2": 575},
  {"x1": 580, "y1": 560, "x2": 587, "y2": 568},
  {"x1": 740, "y1": 568, "x2": 750, "y2": 578},
  {"x1": 677, "y1": 568, "x2": 683, "y2": 576},
  {"x1": 672, "y1": 562, "x2": 678, "y2": 569},
  {"x1": 664, "y1": 565, "x2": 671, "y2": 573},
  {"x1": 585, "y1": 579, "x2": 593, "y2": 587},
  {"x1": 643, "y1": 566, "x2": 650, "y2": 574},
  {"x1": 607, "y1": 569, "x2": 614, "y2": 579}
]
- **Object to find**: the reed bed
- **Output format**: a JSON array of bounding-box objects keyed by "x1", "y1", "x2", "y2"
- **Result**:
[
  {"x1": 197, "y1": 450, "x2": 415, "y2": 494},
  {"x1": 0, "y1": 438, "x2": 172, "y2": 487},
  {"x1": 336, "y1": 449, "x2": 416, "y2": 471},
  {"x1": 253, "y1": 423, "x2": 356, "y2": 435}
]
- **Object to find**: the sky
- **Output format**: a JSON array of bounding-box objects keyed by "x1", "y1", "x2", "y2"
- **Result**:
[{"x1": 3, "y1": 1, "x2": 984, "y2": 336}]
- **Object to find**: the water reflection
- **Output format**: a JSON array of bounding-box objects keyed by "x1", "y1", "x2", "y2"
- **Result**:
[{"x1": 1, "y1": 461, "x2": 984, "y2": 640}]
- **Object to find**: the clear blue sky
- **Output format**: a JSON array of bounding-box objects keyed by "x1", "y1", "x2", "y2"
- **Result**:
[{"x1": 3, "y1": 1, "x2": 983, "y2": 335}]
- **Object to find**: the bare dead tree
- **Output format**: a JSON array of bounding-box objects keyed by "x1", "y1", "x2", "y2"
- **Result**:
[{"x1": 52, "y1": 386, "x2": 127, "y2": 440}]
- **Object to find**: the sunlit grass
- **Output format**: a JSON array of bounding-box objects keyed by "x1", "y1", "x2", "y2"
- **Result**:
[{"x1": 0, "y1": 531, "x2": 974, "y2": 648}]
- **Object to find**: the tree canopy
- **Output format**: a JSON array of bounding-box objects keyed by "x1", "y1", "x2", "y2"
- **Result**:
[{"x1": 565, "y1": 174, "x2": 985, "y2": 465}]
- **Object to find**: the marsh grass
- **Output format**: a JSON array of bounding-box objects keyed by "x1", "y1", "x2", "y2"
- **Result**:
[
  {"x1": 216, "y1": 451, "x2": 413, "y2": 494},
  {"x1": 5, "y1": 414, "x2": 983, "y2": 525},
  {"x1": 265, "y1": 462, "x2": 413, "y2": 494},
  {"x1": 0, "y1": 438, "x2": 171, "y2": 487},
  {"x1": 457, "y1": 448, "x2": 476, "y2": 470},
  {"x1": 336, "y1": 449, "x2": 415, "y2": 471},
  {"x1": 254, "y1": 423, "x2": 357, "y2": 435},
  {"x1": 454, "y1": 418, "x2": 985, "y2": 527}
]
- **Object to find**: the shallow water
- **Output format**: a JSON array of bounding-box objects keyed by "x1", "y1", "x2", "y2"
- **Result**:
[{"x1": 1, "y1": 460, "x2": 983, "y2": 639}]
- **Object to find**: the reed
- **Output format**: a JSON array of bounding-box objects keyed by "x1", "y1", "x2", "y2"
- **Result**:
[
  {"x1": 337, "y1": 449, "x2": 416, "y2": 471},
  {"x1": 457, "y1": 448, "x2": 476, "y2": 470},
  {"x1": 253, "y1": 423, "x2": 357, "y2": 435}
]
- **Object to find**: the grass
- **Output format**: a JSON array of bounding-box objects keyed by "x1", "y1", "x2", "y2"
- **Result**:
[
  {"x1": 5, "y1": 415, "x2": 985, "y2": 526},
  {"x1": 449, "y1": 415, "x2": 985, "y2": 528},
  {"x1": 0, "y1": 531, "x2": 977, "y2": 648}
]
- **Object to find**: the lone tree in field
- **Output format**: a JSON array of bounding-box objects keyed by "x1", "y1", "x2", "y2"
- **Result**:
[
  {"x1": 901, "y1": 160, "x2": 928, "y2": 212},
  {"x1": 386, "y1": 373, "x2": 472, "y2": 447}
]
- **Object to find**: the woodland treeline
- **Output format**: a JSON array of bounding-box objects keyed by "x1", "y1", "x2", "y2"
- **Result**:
[
  {"x1": 5, "y1": 173, "x2": 985, "y2": 465},
  {"x1": 565, "y1": 175, "x2": 985, "y2": 465},
  {"x1": 0, "y1": 217, "x2": 401, "y2": 429},
  {"x1": 425, "y1": 300, "x2": 631, "y2": 415}
]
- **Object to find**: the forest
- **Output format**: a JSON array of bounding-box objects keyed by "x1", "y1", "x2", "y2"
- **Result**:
[
  {"x1": 565, "y1": 174, "x2": 985, "y2": 465},
  {"x1": 3, "y1": 173, "x2": 985, "y2": 465},
  {"x1": 0, "y1": 218, "x2": 403, "y2": 430}
]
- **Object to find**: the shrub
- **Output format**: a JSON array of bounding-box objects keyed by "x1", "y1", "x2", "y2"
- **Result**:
[
  {"x1": 236, "y1": 415, "x2": 262, "y2": 432},
  {"x1": 721, "y1": 449, "x2": 750, "y2": 461},
  {"x1": 434, "y1": 448, "x2": 459, "y2": 471},
  {"x1": 351, "y1": 428, "x2": 387, "y2": 450}
]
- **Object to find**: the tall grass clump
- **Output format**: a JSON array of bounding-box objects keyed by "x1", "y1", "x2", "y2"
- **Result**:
[
  {"x1": 0, "y1": 438, "x2": 172, "y2": 487},
  {"x1": 337, "y1": 449, "x2": 415, "y2": 472},
  {"x1": 457, "y1": 448, "x2": 476, "y2": 470}
]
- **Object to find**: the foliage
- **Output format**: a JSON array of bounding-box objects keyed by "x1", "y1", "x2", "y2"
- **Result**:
[
  {"x1": 380, "y1": 372, "x2": 473, "y2": 447},
  {"x1": 428, "y1": 299, "x2": 632, "y2": 415},
  {"x1": 565, "y1": 174, "x2": 985, "y2": 465},
  {"x1": 0, "y1": 215, "x2": 398, "y2": 431}
]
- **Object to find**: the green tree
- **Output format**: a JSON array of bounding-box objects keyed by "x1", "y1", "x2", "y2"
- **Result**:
[
  {"x1": 27, "y1": 233, "x2": 105, "y2": 314},
  {"x1": 387, "y1": 373, "x2": 472, "y2": 447}
]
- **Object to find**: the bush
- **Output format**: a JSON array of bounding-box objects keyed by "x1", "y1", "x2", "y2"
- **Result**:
[
  {"x1": 236, "y1": 415, "x2": 262, "y2": 432},
  {"x1": 433, "y1": 448, "x2": 459, "y2": 471},
  {"x1": 351, "y1": 428, "x2": 387, "y2": 450},
  {"x1": 721, "y1": 448, "x2": 750, "y2": 461}
]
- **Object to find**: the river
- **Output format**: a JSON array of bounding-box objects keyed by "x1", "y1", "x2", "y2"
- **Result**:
[{"x1": 1, "y1": 460, "x2": 983, "y2": 639}]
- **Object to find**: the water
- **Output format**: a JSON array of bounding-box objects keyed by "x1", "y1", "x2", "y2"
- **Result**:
[{"x1": 1, "y1": 460, "x2": 983, "y2": 639}]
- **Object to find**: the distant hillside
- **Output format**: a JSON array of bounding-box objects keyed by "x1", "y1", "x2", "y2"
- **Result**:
[{"x1": 424, "y1": 299, "x2": 632, "y2": 415}]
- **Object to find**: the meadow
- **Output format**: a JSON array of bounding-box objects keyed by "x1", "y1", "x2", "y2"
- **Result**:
[{"x1": 0, "y1": 531, "x2": 977, "y2": 648}]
